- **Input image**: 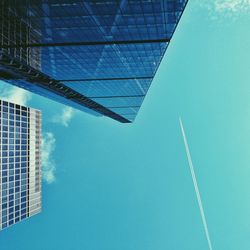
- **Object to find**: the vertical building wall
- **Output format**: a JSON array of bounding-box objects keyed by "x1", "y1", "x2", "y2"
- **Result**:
[
  {"x1": 28, "y1": 109, "x2": 41, "y2": 216},
  {"x1": 0, "y1": 100, "x2": 41, "y2": 230}
]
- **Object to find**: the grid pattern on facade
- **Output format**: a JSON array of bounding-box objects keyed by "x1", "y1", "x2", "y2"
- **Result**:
[
  {"x1": 40, "y1": 42, "x2": 168, "y2": 80},
  {"x1": 1, "y1": 0, "x2": 187, "y2": 46},
  {"x1": 0, "y1": 0, "x2": 188, "y2": 123},
  {"x1": 0, "y1": 100, "x2": 41, "y2": 230},
  {"x1": 0, "y1": 1, "x2": 41, "y2": 70}
]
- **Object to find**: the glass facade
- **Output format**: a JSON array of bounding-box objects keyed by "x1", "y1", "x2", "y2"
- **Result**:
[
  {"x1": 0, "y1": 100, "x2": 41, "y2": 230},
  {"x1": 0, "y1": 0, "x2": 188, "y2": 123}
]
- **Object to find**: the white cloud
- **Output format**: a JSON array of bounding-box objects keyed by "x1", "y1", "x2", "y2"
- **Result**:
[
  {"x1": 0, "y1": 83, "x2": 31, "y2": 106},
  {"x1": 196, "y1": 0, "x2": 250, "y2": 19},
  {"x1": 52, "y1": 106, "x2": 75, "y2": 127},
  {"x1": 215, "y1": 0, "x2": 250, "y2": 12},
  {"x1": 42, "y1": 132, "x2": 56, "y2": 184}
]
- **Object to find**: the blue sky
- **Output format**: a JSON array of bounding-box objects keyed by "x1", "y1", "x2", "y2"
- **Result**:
[{"x1": 1, "y1": 1, "x2": 250, "y2": 249}]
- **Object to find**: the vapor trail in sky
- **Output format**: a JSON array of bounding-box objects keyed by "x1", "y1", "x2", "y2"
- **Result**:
[{"x1": 179, "y1": 117, "x2": 213, "y2": 250}]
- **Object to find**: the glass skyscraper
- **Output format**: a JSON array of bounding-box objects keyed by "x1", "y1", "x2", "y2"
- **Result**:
[
  {"x1": 0, "y1": 0, "x2": 188, "y2": 122},
  {"x1": 0, "y1": 99, "x2": 41, "y2": 230}
]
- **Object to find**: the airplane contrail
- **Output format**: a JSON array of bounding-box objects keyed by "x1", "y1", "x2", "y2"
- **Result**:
[{"x1": 179, "y1": 117, "x2": 213, "y2": 250}]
